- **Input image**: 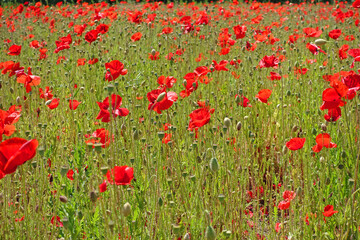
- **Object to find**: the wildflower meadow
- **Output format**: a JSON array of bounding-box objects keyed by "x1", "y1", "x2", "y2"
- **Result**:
[{"x1": 0, "y1": 0, "x2": 360, "y2": 239}]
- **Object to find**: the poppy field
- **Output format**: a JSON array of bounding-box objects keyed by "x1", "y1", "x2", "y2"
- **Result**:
[{"x1": 1, "y1": 0, "x2": 360, "y2": 239}]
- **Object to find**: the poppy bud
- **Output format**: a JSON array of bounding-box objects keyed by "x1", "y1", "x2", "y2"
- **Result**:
[
  {"x1": 205, "y1": 225, "x2": 216, "y2": 240},
  {"x1": 60, "y1": 166, "x2": 69, "y2": 177},
  {"x1": 236, "y1": 121, "x2": 242, "y2": 131},
  {"x1": 218, "y1": 194, "x2": 225, "y2": 203},
  {"x1": 108, "y1": 220, "x2": 115, "y2": 232},
  {"x1": 314, "y1": 39, "x2": 328, "y2": 46},
  {"x1": 156, "y1": 92, "x2": 166, "y2": 102},
  {"x1": 100, "y1": 166, "x2": 109, "y2": 175},
  {"x1": 158, "y1": 197, "x2": 163, "y2": 207},
  {"x1": 224, "y1": 117, "x2": 231, "y2": 128},
  {"x1": 89, "y1": 191, "x2": 98, "y2": 203},
  {"x1": 210, "y1": 158, "x2": 219, "y2": 172},
  {"x1": 235, "y1": 95, "x2": 241, "y2": 104},
  {"x1": 107, "y1": 84, "x2": 114, "y2": 93},
  {"x1": 292, "y1": 125, "x2": 298, "y2": 132},
  {"x1": 320, "y1": 156, "x2": 325, "y2": 162},
  {"x1": 62, "y1": 217, "x2": 70, "y2": 229},
  {"x1": 133, "y1": 130, "x2": 140, "y2": 140},
  {"x1": 151, "y1": 49, "x2": 156, "y2": 55},
  {"x1": 321, "y1": 123, "x2": 327, "y2": 132},
  {"x1": 59, "y1": 196, "x2": 68, "y2": 203},
  {"x1": 45, "y1": 99, "x2": 52, "y2": 106},
  {"x1": 282, "y1": 145, "x2": 288, "y2": 154},
  {"x1": 122, "y1": 202, "x2": 131, "y2": 217},
  {"x1": 312, "y1": 128, "x2": 317, "y2": 135}
]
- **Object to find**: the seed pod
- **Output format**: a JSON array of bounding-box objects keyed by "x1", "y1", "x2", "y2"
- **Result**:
[
  {"x1": 122, "y1": 202, "x2": 131, "y2": 217},
  {"x1": 321, "y1": 123, "x2": 327, "y2": 132}
]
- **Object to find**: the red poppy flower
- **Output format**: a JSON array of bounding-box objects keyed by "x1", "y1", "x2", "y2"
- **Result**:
[
  {"x1": 86, "y1": 128, "x2": 112, "y2": 148},
  {"x1": 303, "y1": 27, "x2": 322, "y2": 38},
  {"x1": 39, "y1": 87, "x2": 53, "y2": 100},
  {"x1": 8, "y1": 45, "x2": 22, "y2": 56},
  {"x1": 162, "y1": 133, "x2": 172, "y2": 144},
  {"x1": 96, "y1": 94, "x2": 129, "y2": 123},
  {"x1": 131, "y1": 32, "x2": 142, "y2": 42},
  {"x1": 348, "y1": 49, "x2": 360, "y2": 68},
  {"x1": 47, "y1": 98, "x2": 60, "y2": 110},
  {"x1": 105, "y1": 60, "x2": 127, "y2": 81},
  {"x1": 324, "y1": 107, "x2": 341, "y2": 122},
  {"x1": 29, "y1": 40, "x2": 40, "y2": 49},
  {"x1": 329, "y1": 29, "x2": 341, "y2": 40},
  {"x1": 99, "y1": 180, "x2": 107, "y2": 193},
  {"x1": 339, "y1": 44, "x2": 349, "y2": 60},
  {"x1": 54, "y1": 34, "x2": 72, "y2": 53},
  {"x1": 212, "y1": 60, "x2": 229, "y2": 71},
  {"x1": 320, "y1": 88, "x2": 344, "y2": 110},
  {"x1": 147, "y1": 89, "x2": 178, "y2": 114},
  {"x1": 77, "y1": 58, "x2": 86, "y2": 66},
  {"x1": 157, "y1": 76, "x2": 177, "y2": 89},
  {"x1": 85, "y1": 30, "x2": 99, "y2": 44},
  {"x1": 0, "y1": 138, "x2": 38, "y2": 178},
  {"x1": 0, "y1": 105, "x2": 22, "y2": 141},
  {"x1": 307, "y1": 43, "x2": 326, "y2": 55},
  {"x1": 149, "y1": 51, "x2": 160, "y2": 60},
  {"x1": 88, "y1": 58, "x2": 98, "y2": 65},
  {"x1": 51, "y1": 216, "x2": 63, "y2": 227},
  {"x1": 96, "y1": 24, "x2": 109, "y2": 34},
  {"x1": 69, "y1": 100, "x2": 81, "y2": 110},
  {"x1": 106, "y1": 166, "x2": 134, "y2": 185},
  {"x1": 180, "y1": 73, "x2": 199, "y2": 98},
  {"x1": 283, "y1": 191, "x2": 296, "y2": 201},
  {"x1": 233, "y1": 25, "x2": 247, "y2": 39},
  {"x1": 286, "y1": 138, "x2": 306, "y2": 151},
  {"x1": 188, "y1": 107, "x2": 212, "y2": 130},
  {"x1": 235, "y1": 94, "x2": 252, "y2": 107},
  {"x1": 256, "y1": 89, "x2": 272, "y2": 103},
  {"x1": 267, "y1": 72, "x2": 282, "y2": 81},
  {"x1": 323, "y1": 205, "x2": 338, "y2": 217},
  {"x1": 278, "y1": 200, "x2": 290, "y2": 210},
  {"x1": 312, "y1": 133, "x2": 337, "y2": 153},
  {"x1": 259, "y1": 55, "x2": 279, "y2": 68},
  {"x1": 16, "y1": 68, "x2": 41, "y2": 93},
  {"x1": 67, "y1": 169, "x2": 74, "y2": 180},
  {"x1": 74, "y1": 24, "x2": 87, "y2": 36},
  {"x1": 162, "y1": 27, "x2": 173, "y2": 34}
]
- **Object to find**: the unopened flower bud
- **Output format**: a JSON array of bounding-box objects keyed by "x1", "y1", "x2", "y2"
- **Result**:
[
  {"x1": 122, "y1": 202, "x2": 131, "y2": 217},
  {"x1": 224, "y1": 117, "x2": 231, "y2": 128},
  {"x1": 156, "y1": 92, "x2": 166, "y2": 102},
  {"x1": 205, "y1": 225, "x2": 216, "y2": 240}
]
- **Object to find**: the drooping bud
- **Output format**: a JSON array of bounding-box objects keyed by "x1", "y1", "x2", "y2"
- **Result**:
[
  {"x1": 209, "y1": 158, "x2": 219, "y2": 172},
  {"x1": 205, "y1": 225, "x2": 216, "y2": 240}
]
